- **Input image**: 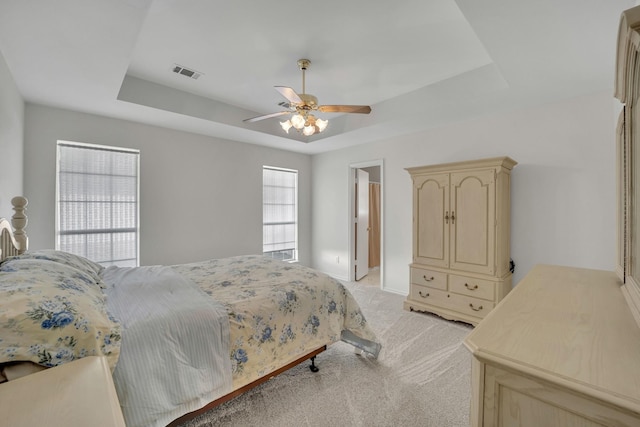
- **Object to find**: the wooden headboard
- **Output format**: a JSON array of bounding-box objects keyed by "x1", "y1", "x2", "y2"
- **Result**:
[{"x1": 0, "y1": 196, "x2": 29, "y2": 262}]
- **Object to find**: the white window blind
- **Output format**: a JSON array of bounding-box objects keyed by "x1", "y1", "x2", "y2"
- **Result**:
[
  {"x1": 263, "y1": 166, "x2": 298, "y2": 261},
  {"x1": 56, "y1": 141, "x2": 140, "y2": 267}
]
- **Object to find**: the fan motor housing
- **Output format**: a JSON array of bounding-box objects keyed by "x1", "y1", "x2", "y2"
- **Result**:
[{"x1": 298, "y1": 94, "x2": 318, "y2": 109}]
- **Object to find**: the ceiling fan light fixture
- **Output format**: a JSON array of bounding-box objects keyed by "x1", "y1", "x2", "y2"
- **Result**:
[
  {"x1": 243, "y1": 58, "x2": 370, "y2": 140},
  {"x1": 280, "y1": 120, "x2": 293, "y2": 133},
  {"x1": 283, "y1": 113, "x2": 327, "y2": 136}
]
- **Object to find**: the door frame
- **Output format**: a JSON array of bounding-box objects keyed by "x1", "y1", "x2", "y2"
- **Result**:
[{"x1": 348, "y1": 159, "x2": 384, "y2": 288}]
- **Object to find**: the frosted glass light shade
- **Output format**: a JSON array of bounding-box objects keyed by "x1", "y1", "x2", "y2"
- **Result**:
[
  {"x1": 316, "y1": 118, "x2": 328, "y2": 132},
  {"x1": 302, "y1": 125, "x2": 315, "y2": 136},
  {"x1": 280, "y1": 120, "x2": 293, "y2": 133},
  {"x1": 291, "y1": 114, "x2": 305, "y2": 129}
]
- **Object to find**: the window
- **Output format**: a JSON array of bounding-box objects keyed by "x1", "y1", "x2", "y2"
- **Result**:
[
  {"x1": 263, "y1": 166, "x2": 298, "y2": 262},
  {"x1": 56, "y1": 141, "x2": 140, "y2": 267}
]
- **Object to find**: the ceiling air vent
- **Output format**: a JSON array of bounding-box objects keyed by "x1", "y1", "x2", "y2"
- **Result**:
[{"x1": 172, "y1": 64, "x2": 202, "y2": 80}]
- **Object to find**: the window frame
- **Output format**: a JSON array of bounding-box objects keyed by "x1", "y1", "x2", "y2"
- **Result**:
[
  {"x1": 262, "y1": 166, "x2": 298, "y2": 262},
  {"x1": 55, "y1": 140, "x2": 140, "y2": 267}
]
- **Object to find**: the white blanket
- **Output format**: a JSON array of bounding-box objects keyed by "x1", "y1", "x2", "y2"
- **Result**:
[{"x1": 103, "y1": 265, "x2": 232, "y2": 427}]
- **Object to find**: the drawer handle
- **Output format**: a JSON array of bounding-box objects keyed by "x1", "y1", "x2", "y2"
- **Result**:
[
  {"x1": 469, "y1": 303, "x2": 483, "y2": 312},
  {"x1": 464, "y1": 283, "x2": 478, "y2": 290},
  {"x1": 423, "y1": 275, "x2": 434, "y2": 282},
  {"x1": 418, "y1": 291, "x2": 430, "y2": 298}
]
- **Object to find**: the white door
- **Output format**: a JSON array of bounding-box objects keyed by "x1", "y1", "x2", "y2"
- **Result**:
[{"x1": 355, "y1": 169, "x2": 369, "y2": 280}]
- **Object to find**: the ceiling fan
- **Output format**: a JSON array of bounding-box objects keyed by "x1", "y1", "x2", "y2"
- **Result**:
[{"x1": 243, "y1": 59, "x2": 372, "y2": 136}]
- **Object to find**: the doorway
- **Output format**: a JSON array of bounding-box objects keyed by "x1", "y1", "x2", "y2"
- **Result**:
[{"x1": 349, "y1": 160, "x2": 383, "y2": 288}]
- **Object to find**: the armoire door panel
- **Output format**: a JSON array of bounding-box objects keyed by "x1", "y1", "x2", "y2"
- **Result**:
[
  {"x1": 414, "y1": 173, "x2": 449, "y2": 267},
  {"x1": 450, "y1": 170, "x2": 496, "y2": 275}
]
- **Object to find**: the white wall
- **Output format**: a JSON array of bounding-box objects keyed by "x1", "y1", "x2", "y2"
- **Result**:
[
  {"x1": 311, "y1": 91, "x2": 617, "y2": 294},
  {"x1": 0, "y1": 49, "x2": 24, "y2": 216},
  {"x1": 18, "y1": 90, "x2": 618, "y2": 290},
  {"x1": 23, "y1": 104, "x2": 312, "y2": 266}
]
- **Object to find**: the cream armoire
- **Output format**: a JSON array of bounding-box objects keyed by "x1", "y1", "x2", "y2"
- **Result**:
[{"x1": 403, "y1": 156, "x2": 517, "y2": 325}]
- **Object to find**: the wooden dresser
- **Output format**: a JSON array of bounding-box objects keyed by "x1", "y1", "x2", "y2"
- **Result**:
[
  {"x1": 462, "y1": 6, "x2": 640, "y2": 426},
  {"x1": 404, "y1": 157, "x2": 516, "y2": 325},
  {"x1": 464, "y1": 265, "x2": 640, "y2": 427}
]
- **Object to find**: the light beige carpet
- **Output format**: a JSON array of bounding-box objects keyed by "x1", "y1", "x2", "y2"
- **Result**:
[{"x1": 180, "y1": 281, "x2": 473, "y2": 427}]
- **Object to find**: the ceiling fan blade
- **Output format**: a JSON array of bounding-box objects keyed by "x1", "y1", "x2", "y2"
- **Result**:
[
  {"x1": 318, "y1": 105, "x2": 371, "y2": 114},
  {"x1": 274, "y1": 86, "x2": 303, "y2": 104},
  {"x1": 243, "y1": 111, "x2": 290, "y2": 123}
]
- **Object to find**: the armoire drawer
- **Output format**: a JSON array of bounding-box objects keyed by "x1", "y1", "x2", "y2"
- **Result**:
[
  {"x1": 449, "y1": 275, "x2": 496, "y2": 301},
  {"x1": 409, "y1": 284, "x2": 495, "y2": 319},
  {"x1": 410, "y1": 267, "x2": 447, "y2": 290},
  {"x1": 409, "y1": 284, "x2": 450, "y2": 305}
]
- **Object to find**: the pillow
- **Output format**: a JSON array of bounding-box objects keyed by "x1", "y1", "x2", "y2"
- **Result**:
[
  {"x1": 4, "y1": 250, "x2": 104, "y2": 284},
  {"x1": 0, "y1": 263, "x2": 121, "y2": 371},
  {"x1": 0, "y1": 258, "x2": 101, "y2": 291}
]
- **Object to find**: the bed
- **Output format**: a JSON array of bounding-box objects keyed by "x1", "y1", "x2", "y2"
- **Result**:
[{"x1": 0, "y1": 197, "x2": 381, "y2": 427}]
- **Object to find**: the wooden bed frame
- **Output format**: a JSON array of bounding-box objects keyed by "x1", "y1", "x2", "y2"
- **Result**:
[
  {"x1": 0, "y1": 196, "x2": 28, "y2": 261},
  {"x1": 0, "y1": 195, "x2": 327, "y2": 425},
  {"x1": 168, "y1": 344, "x2": 326, "y2": 426}
]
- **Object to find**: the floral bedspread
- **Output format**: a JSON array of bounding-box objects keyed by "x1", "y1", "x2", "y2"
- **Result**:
[
  {"x1": 172, "y1": 255, "x2": 381, "y2": 389},
  {"x1": 0, "y1": 257, "x2": 121, "y2": 371},
  {"x1": 0, "y1": 251, "x2": 380, "y2": 426}
]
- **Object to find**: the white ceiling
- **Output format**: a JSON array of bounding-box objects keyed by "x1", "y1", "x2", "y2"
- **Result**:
[{"x1": 0, "y1": 0, "x2": 633, "y2": 154}]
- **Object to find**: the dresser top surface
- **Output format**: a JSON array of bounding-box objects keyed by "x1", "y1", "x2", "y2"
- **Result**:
[{"x1": 464, "y1": 264, "x2": 640, "y2": 409}]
